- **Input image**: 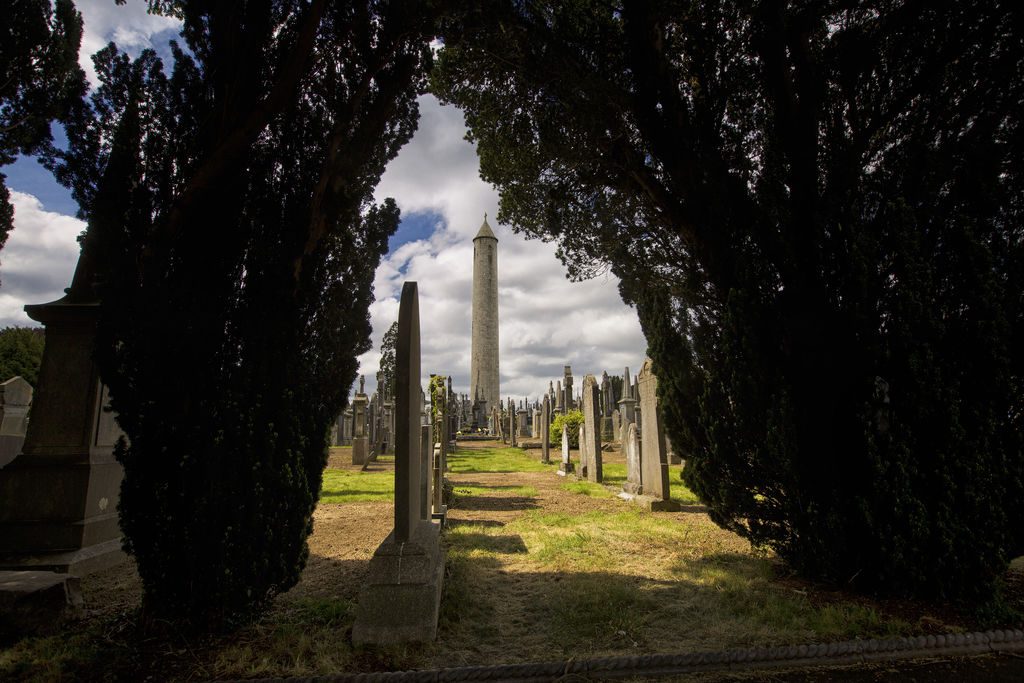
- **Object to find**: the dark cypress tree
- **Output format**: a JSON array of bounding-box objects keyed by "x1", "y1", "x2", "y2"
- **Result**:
[
  {"x1": 50, "y1": 1, "x2": 435, "y2": 628},
  {"x1": 433, "y1": 0, "x2": 1024, "y2": 600}
]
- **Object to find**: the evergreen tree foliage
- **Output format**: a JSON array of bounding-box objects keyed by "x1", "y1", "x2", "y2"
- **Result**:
[
  {"x1": 0, "y1": 0, "x2": 86, "y2": 268},
  {"x1": 49, "y1": 1, "x2": 436, "y2": 629},
  {"x1": 377, "y1": 320, "x2": 399, "y2": 400},
  {"x1": 434, "y1": 1, "x2": 1024, "y2": 600},
  {"x1": 0, "y1": 326, "x2": 45, "y2": 386}
]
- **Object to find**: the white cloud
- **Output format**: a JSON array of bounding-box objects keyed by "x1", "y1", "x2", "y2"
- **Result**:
[
  {"x1": 364, "y1": 95, "x2": 649, "y2": 404},
  {"x1": 0, "y1": 192, "x2": 84, "y2": 327},
  {"x1": 78, "y1": 0, "x2": 182, "y2": 86}
]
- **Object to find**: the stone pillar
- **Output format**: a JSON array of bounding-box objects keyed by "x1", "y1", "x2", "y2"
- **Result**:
[
  {"x1": 0, "y1": 293, "x2": 125, "y2": 574},
  {"x1": 557, "y1": 422, "x2": 574, "y2": 476},
  {"x1": 621, "y1": 423, "x2": 642, "y2": 495},
  {"x1": 617, "y1": 366, "x2": 637, "y2": 444},
  {"x1": 419, "y1": 424, "x2": 432, "y2": 521},
  {"x1": 509, "y1": 399, "x2": 517, "y2": 448},
  {"x1": 353, "y1": 282, "x2": 444, "y2": 645},
  {"x1": 352, "y1": 392, "x2": 369, "y2": 465},
  {"x1": 554, "y1": 380, "x2": 563, "y2": 415},
  {"x1": 562, "y1": 366, "x2": 574, "y2": 411},
  {"x1": 516, "y1": 405, "x2": 528, "y2": 440},
  {"x1": 540, "y1": 394, "x2": 551, "y2": 464},
  {"x1": 532, "y1": 407, "x2": 541, "y2": 440},
  {"x1": 581, "y1": 374, "x2": 602, "y2": 482},
  {"x1": 636, "y1": 358, "x2": 678, "y2": 511},
  {"x1": 0, "y1": 376, "x2": 32, "y2": 469}
]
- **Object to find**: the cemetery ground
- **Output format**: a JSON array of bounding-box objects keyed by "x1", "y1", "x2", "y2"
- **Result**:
[{"x1": 2, "y1": 443, "x2": 1023, "y2": 681}]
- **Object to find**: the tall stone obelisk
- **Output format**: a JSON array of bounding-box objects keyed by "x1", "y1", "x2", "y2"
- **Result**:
[{"x1": 470, "y1": 215, "x2": 499, "y2": 423}]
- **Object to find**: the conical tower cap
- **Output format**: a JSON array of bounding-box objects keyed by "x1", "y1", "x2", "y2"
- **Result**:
[{"x1": 474, "y1": 213, "x2": 498, "y2": 241}]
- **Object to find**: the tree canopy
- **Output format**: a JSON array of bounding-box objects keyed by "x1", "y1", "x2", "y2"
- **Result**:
[
  {"x1": 434, "y1": 0, "x2": 1024, "y2": 600},
  {"x1": 0, "y1": 0, "x2": 85, "y2": 270},
  {"x1": 48, "y1": 0, "x2": 436, "y2": 628},
  {"x1": 0, "y1": 326, "x2": 45, "y2": 386}
]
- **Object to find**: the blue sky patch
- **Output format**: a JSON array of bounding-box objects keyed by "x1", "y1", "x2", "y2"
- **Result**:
[{"x1": 387, "y1": 209, "x2": 444, "y2": 255}]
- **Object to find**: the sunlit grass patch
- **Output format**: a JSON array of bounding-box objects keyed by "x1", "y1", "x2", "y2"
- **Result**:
[
  {"x1": 447, "y1": 446, "x2": 553, "y2": 474},
  {"x1": 319, "y1": 469, "x2": 393, "y2": 503},
  {"x1": 561, "y1": 481, "x2": 614, "y2": 498}
]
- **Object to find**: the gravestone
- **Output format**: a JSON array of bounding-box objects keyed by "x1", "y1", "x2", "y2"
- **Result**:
[
  {"x1": 0, "y1": 377, "x2": 32, "y2": 469},
  {"x1": 576, "y1": 424, "x2": 587, "y2": 479},
  {"x1": 555, "y1": 380, "x2": 563, "y2": 414},
  {"x1": 509, "y1": 399, "x2": 517, "y2": 447},
  {"x1": 621, "y1": 422, "x2": 642, "y2": 495},
  {"x1": 517, "y1": 405, "x2": 528, "y2": 440},
  {"x1": 432, "y1": 379, "x2": 447, "y2": 522},
  {"x1": 635, "y1": 358, "x2": 679, "y2": 511},
  {"x1": 540, "y1": 394, "x2": 551, "y2": 463},
  {"x1": 419, "y1": 424, "x2": 432, "y2": 521},
  {"x1": 0, "y1": 282, "x2": 126, "y2": 574},
  {"x1": 351, "y1": 387, "x2": 369, "y2": 466},
  {"x1": 532, "y1": 407, "x2": 541, "y2": 439},
  {"x1": 352, "y1": 282, "x2": 443, "y2": 644},
  {"x1": 557, "y1": 423, "x2": 574, "y2": 476},
  {"x1": 581, "y1": 374, "x2": 602, "y2": 482},
  {"x1": 563, "y1": 366, "x2": 574, "y2": 411},
  {"x1": 611, "y1": 409, "x2": 621, "y2": 443},
  {"x1": 617, "y1": 366, "x2": 637, "y2": 444}
]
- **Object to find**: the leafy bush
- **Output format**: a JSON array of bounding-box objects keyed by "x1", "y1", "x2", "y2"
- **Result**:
[
  {"x1": 0, "y1": 327, "x2": 44, "y2": 386},
  {"x1": 550, "y1": 410, "x2": 583, "y2": 449}
]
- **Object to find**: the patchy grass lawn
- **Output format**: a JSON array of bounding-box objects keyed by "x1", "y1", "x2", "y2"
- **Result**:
[
  {"x1": 2, "y1": 442, "x2": 1020, "y2": 681},
  {"x1": 319, "y1": 469, "x2": 393, "y2": 503},
  {"x1": 570, "y1": 461, "x2": 701, "y2": 504}
]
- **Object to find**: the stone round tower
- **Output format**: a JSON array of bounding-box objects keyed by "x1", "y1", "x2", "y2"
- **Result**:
[{"x1": 470, "y1": 215, "x2": 500, "y2": 418}]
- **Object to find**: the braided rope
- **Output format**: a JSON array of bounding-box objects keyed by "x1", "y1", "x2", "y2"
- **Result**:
[{"x1": 229, "y1": 628, "x2": 1024, "y2": 683}]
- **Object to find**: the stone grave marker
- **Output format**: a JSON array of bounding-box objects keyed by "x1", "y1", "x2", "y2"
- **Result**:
[
  {"x1": 581, "y1": 374, "x2": 602, "y2": 482},
  {"x1": 621, "y1": 422, "x2": 642, "y2": 496},
  {"x1": 540, "y1": 394, "x2": 551, "y2": 464},
  {"x1": 0, "y1": 377, "x2": 32, "y2": 469},
  {"x1": 634, "y1": 358, "x2": 679, "y2": 511},
  {"x1": 557, "y1": 422, "x2": 574, "y2": 476},
  {"x1": 352, "y1": 282, "x2": 444, "y2": 644}
]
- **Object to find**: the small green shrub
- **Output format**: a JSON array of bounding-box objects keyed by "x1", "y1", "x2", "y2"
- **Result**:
[{"x1": 550, "y1": 410, "x2": 583, "y2": 448}]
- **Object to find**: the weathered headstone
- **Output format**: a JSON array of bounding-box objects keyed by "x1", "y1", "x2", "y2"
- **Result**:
[
  {"x1": 617, "y1": 366, "x2": 637, "y2": 443},
  {"x1": 563, "y1": 366, "x2": 574, "y2": 411},
  {"x1": 509, "y1": 399, "x2": 518, "y2": 447},
  {"x1": 621, "y1": 422, "x2": 642, "y2": 495},
  {"x1": 576, "y1": 424, "x2": 587, "y2": 479},
  {"x1": 555, "y1": 380, "x2": 563, "y2": 414},
  {"x1": 0, "y1": 280, "x2": 126, "y2": 574},
  {"x1": 540, "y1": 394, "x2": 551, "y2": 463},
  {"x1": 581, "y1": 374, "x2": 602, "y2": 482},
  {"x1": 419, "y1": 424, "x2": 432, "y2": 521},
  {"x1": 557, "y1": 423, "x2": 574, "y2": 476},
  {"x1": 0, "y1": 377, "x2": 32, "y2": 469},
  {"x1": 517, "y1": 405, "x2": 528, "y2": 440},
  {"x1": 635, "y1": 358, "x2": 678, "y2": 511},
  {"x1": 353, "y1": 282, "x2": 444, "y2": 644},
  {"x1": 352, "y1": 384, "x2": 369, "y2": 465},
  {"x1": 610, "y1": 409, "x2": 621, "y2": 443}
]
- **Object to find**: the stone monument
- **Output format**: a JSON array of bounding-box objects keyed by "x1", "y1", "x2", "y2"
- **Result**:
[
  {"x1": 580, "y1": 374, "x2": 602, "y2": 482},
  {"x1": 352, "y1": 282, "x2": 444, "y2": 644},
  {"x1": 351, "y1": 376, "x2": 369, "y2": 465},
  {"x1": 0, "y1": 261, "x2": 126, "y2": 574},
  {"x1": 0, "y1": 376, "x2": 32, "y2": 469},
  {"x1": 540, "y1": 394, "x2": 551, "y2": 464},
  {"x1": 469, "y1": 216, "x2": 500, "y2": 419},
  {"x1": 557, "y1": 423, "x2": 574, "y2": 476}
]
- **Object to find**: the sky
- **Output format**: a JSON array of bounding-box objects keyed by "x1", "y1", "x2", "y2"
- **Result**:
[{"x1": 0, "y1": 1, "x2": 649, "y2": 403}]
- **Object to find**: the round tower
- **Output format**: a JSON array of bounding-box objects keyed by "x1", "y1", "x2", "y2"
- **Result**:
[{"x1": 470, "y1": 215, "x2": 500, "y2": 419}]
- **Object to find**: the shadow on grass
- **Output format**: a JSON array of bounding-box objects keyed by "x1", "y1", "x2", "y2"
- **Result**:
[
  {"x1": 452, "y1": 494, "x2": 540, "y2": 512},
  {"x1": 445, "y1": 532, "x2": 529, "y2": 554}
]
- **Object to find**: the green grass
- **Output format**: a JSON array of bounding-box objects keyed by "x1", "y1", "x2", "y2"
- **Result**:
[
  {"x1": 565, "y1": 462, "x2": 700, "y2": 504},
  {"x1": 561, "y1": 481, "x2": 614, "y2": 498},
  {"x1": 319, "y1": 469, "x2": 393, "y2": 503},
  {"x1": 447, "y1": 446, "x2": 555, "y2": 474},
  {"x1": 452, "y1": 483, "x2": 538, "y2": 497}
]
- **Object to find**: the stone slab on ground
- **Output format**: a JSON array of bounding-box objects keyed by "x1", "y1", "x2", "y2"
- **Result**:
[{"x1": 0, "y1": 570, "x2": 83, "y2": 638}]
